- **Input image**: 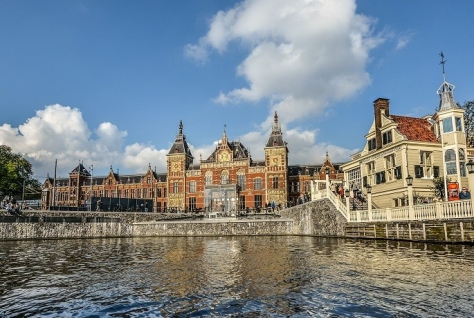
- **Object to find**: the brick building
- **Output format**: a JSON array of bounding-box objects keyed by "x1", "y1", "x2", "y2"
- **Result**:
[{"x1": 41, "y1": 112, "x2": 343, "y2": 213}]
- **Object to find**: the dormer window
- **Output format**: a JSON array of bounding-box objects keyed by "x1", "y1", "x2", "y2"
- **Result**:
[
  {"x1": 382, "y1": 130, "x2": 392, "y2": 145},
  {"x1": 368, "y1": 138, "x2": 376, "y2": 151}
]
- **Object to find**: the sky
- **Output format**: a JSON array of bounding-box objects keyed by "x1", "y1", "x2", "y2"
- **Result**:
[{"x1": 1, "y1": 0, "x2": 474, "y2": 181}]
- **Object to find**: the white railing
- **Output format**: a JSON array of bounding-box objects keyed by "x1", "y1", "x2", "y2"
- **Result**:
[
  {"x1": 344, "y1": 199, "x2": 474, "y2": 223},
  {"x1": 310, "y1": 181, "x2": 474, "y2": 222}
]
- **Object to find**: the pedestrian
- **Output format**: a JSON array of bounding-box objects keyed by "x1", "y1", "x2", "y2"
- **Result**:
[
  {"x1": 460, "y1": 187, "x2": 471, "y2": 199},
  {"x1": 145, "y1": 202, "x2": 148, "y2": 212}
]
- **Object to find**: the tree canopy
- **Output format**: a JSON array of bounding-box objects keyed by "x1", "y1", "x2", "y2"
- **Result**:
[
  {"x1": 461, "y1": 100, "x2": 474, "y2": 147},
  {"x1": 0, "y1": 145, "x2": 42, "y2": 199}
]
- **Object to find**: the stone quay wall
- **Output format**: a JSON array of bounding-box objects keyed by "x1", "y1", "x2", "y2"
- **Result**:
[
  {"x1": 345, "y1": 220, "x2": 474, "y2": 244},
  {"x1": 0, "y1": 199, "x2": 346, "y2": 240},
  {"x1": 4, "y1": 201, "x2": 474, "y2": 244}
]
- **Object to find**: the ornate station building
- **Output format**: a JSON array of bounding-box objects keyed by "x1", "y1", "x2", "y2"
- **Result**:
[{"x1": 41, "y1": 112, "x2": 344, "y2": 213}]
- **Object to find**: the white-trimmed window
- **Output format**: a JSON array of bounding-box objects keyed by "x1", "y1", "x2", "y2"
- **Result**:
[
  {"x1": 445, "y1": 149, "x2": 457, "y2": 175},
  {"x1": 254, "y1": 178, "x2": 262, "y2": 190},
  {"x1": 385, "y1": 155, "x2": 396, "y2": 181},
  {"x1": 205, "y1": 171, "x2": 212, "y2": 185},
  {"x1": 189, "y1": 181, "x2": 196, "y2": 193},
  {"x1": 366, "y1": 162, "x2": 375, "y2": 186}
]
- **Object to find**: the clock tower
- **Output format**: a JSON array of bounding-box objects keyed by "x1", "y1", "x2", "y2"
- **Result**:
[
  {"x1": 167, "y1": 120, "x2": 193, "y2": 210},
  {"x1": 265, "y1": 111, "x2": 289, "y2": 206}
]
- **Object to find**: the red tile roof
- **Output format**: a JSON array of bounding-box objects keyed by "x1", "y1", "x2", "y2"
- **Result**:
[{"x1": 390, "y1": 115, "x2": 439, "y2": 143}]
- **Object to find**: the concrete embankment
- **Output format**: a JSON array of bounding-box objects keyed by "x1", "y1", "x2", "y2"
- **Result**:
[
  {"x1": 0, "y1": 199, "x2": 343, "y2": 240},
  {"x1": 2, "y1": 199, "x2": 474, "y2": 244}
]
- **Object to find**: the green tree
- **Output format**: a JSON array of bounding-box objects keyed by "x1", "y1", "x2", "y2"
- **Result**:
[
  {"x1": 460, "y1": 100, "x2": 474, "y2": 147},
  {"x1": 431, "y1": 176, "x2": 449, "y2": 201},
  {"x1": 0, "y1": 145, "x2": 41, "y2": 199}
]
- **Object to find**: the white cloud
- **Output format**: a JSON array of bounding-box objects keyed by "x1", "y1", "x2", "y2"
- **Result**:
[
  {"x1": 0, "y1": 104, "x2": 137, "y2": 179},
  {"x1": 184, "y1": 0, "x2": 385, "y2": 164},
  {"x1": 187, "y1": 0, "x2": 383, "y2": 115}
]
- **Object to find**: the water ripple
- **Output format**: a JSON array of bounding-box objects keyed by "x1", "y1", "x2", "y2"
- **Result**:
[{"x1": 1, "y1": 237, "x2": 474, "y2": 317}]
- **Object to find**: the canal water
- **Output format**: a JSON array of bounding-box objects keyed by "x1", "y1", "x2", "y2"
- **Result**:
[{"x1": 1, "y1": 236, "x2": 473, "y2": 318}]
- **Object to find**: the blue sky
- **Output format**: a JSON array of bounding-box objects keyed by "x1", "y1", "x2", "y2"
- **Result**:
[{"x1": 1, "y1": 0, "x2": 473, "y2": 181}]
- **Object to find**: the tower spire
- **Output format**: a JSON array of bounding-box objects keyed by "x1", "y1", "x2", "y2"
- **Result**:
[{"x1": 436, "y1": 52, "x2": 457, "y2": 111}]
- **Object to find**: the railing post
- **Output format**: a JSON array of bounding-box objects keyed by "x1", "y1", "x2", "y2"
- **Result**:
[
  {"x1": 435, "y1": 201, "x2": 442, "y2": 219},
  {"x1": 386, "y1": 207, "x2": 391, "y2": 221}
]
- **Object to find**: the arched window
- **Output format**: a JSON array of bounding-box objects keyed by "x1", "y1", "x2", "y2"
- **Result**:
[
  {"x1": 205, "y1": 171, "x2": 213, "y2": 186},
  {"x1": 221, "y1": 170, "x2": 229, "y2": 185},
  {"x1": 237, "y1": 170, "x2": 246, "y2": 190},
  {"x1": 445, "y1": 149, "x2": 457, "y2": 175},
  {"x1": 459, "y1": 148, "x2": 466, "y2": 177}
]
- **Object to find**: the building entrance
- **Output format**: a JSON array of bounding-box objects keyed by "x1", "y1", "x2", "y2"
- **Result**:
[{"x1": 204, "y1": 185, "x2": 238, "y2": 216}]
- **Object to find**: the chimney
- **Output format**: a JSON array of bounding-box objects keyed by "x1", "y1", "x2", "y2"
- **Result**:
[{"x1": 374, "y1": 98, "x2": 390, "y2": 150}]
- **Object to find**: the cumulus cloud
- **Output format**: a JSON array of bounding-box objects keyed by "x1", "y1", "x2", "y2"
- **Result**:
[
  {"x1": 187, "y1": 0, "x2": 383, "y2": 113},
  {"x1": 0, "y1": 104, "x2": 145, "y2": 179},
  {"x1": 185, "y1": 0, "x2": 387, "y2": 163}
]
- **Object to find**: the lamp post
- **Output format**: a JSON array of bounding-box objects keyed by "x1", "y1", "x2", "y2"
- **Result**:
[
  {"x1": 466, "y1": 159, "x2": 474, "y2": 214},
  {"x1": 406, "y1": 174, "x2": 414, "y2": 220},
  {"x1": 366, "y1": 184, "x2": 372, "y2": 221},
  {"x1": 89, "y1": 164, "x2": 93, "y2": 212},
  {"x1": 325, "y1": 166, "x2": 330, "y2": 197},
  {"x1": 310, "y1": 172, "x2": 314, "y2": 201}
]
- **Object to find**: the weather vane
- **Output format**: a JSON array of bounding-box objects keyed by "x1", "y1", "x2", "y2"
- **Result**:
[{"x1": 439, "y1": 51, "x2": 447, "y2": 80}]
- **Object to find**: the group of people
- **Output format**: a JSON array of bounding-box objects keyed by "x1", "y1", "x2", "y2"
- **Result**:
[{"x1": 4, "y1": 199, "x2": 26, "y2": 218}]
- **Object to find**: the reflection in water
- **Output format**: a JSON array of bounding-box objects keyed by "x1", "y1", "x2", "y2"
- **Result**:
[{"x1": 0, "y1": 236, "x2": 474, "y2": 317}]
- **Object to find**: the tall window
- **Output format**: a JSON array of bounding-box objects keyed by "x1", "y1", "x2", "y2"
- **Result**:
[
  {"x1": 221, "y1": 171, "x2": 229, "y2": 185},
  {"x1": 445, "y1": 149, "x2": 457, "y2": 175},
  {"x1": 188, "y1": 197, "x2": 196, "y2": 210},
  {"x1": 416, "y1": 151, "x2": 434, "y2": 178},
  {"x1": 254, "y1": 178, "x2": 262, "y2": 190},
  {"x1": 455, "y1": 117, "x2": 463, "y2": 131},
  {"x1": 173, "y1": 182, "x2": 179, "y2": 193},
  {"x1": 205, "y1": 172, "x2": 212, "y2": 185},
  {"x1": 368, "y1": 138, "x2": 376, "y2": 151},
  {"x1": 124, "y1": 189, "x2": 129, "y2": 198},
  {"x1": 385, "y1": 155, "x2": 396, "y2": 182},
  {"x1": 254, "y1": 195, "x2": 262, "y2": 208},
  {"x1": 143, "y1": 188, "x2": 147, "y2": 198},
  {"x1": 459, "y1": 148, "x2": 466, "y2": 177},
  {"x1": 131, "y1": 189, "x2": 135, "y2": 198},
  {"x1": 137, "y1": 189, "x2": 141, "y2": 198},
  {"x1": 366, "y1": 162, "x2": 375, "y2": 186},
  {"x1": 382, "y1": 130, "x2": 392, "y2": 145},
  {"x1": 272, "y1": 176, "x2": 279, "y2": 189},
  {"x1": 239, "y1": 195, "x2": 246, "y2": 209},
  {"x1": 189, "y1": 181, "x2": 196, "y2": 193},
  {"x1": 237, "y1": 174, "x2": 246, "y2": 190}
]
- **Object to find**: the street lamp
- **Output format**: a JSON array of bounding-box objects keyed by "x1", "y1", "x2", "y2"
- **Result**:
[
  {"x1": 366, "y1": 184, "x2": 372, "y2": 221},
  {"x1": 89, "y1": 164, "x2": 93, "y2": 212},
  {"x1": 406, "y1": 174, "x2": 413, "y2": 220}
]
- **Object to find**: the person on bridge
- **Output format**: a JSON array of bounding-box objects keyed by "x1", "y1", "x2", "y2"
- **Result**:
[{"x1": 460, "y1": 187, "x2": 471, "y2": 200}]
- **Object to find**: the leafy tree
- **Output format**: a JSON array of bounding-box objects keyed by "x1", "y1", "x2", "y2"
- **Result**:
[
  {"x1": 460, "y1": 100, "x2": 474, "y2": 147},
  {"x1": 431, "y1": 176, "x2": 449, "y2": 201},
  {"x1": 0, "y1": 145, "x2": 41, "y2": 199}
]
